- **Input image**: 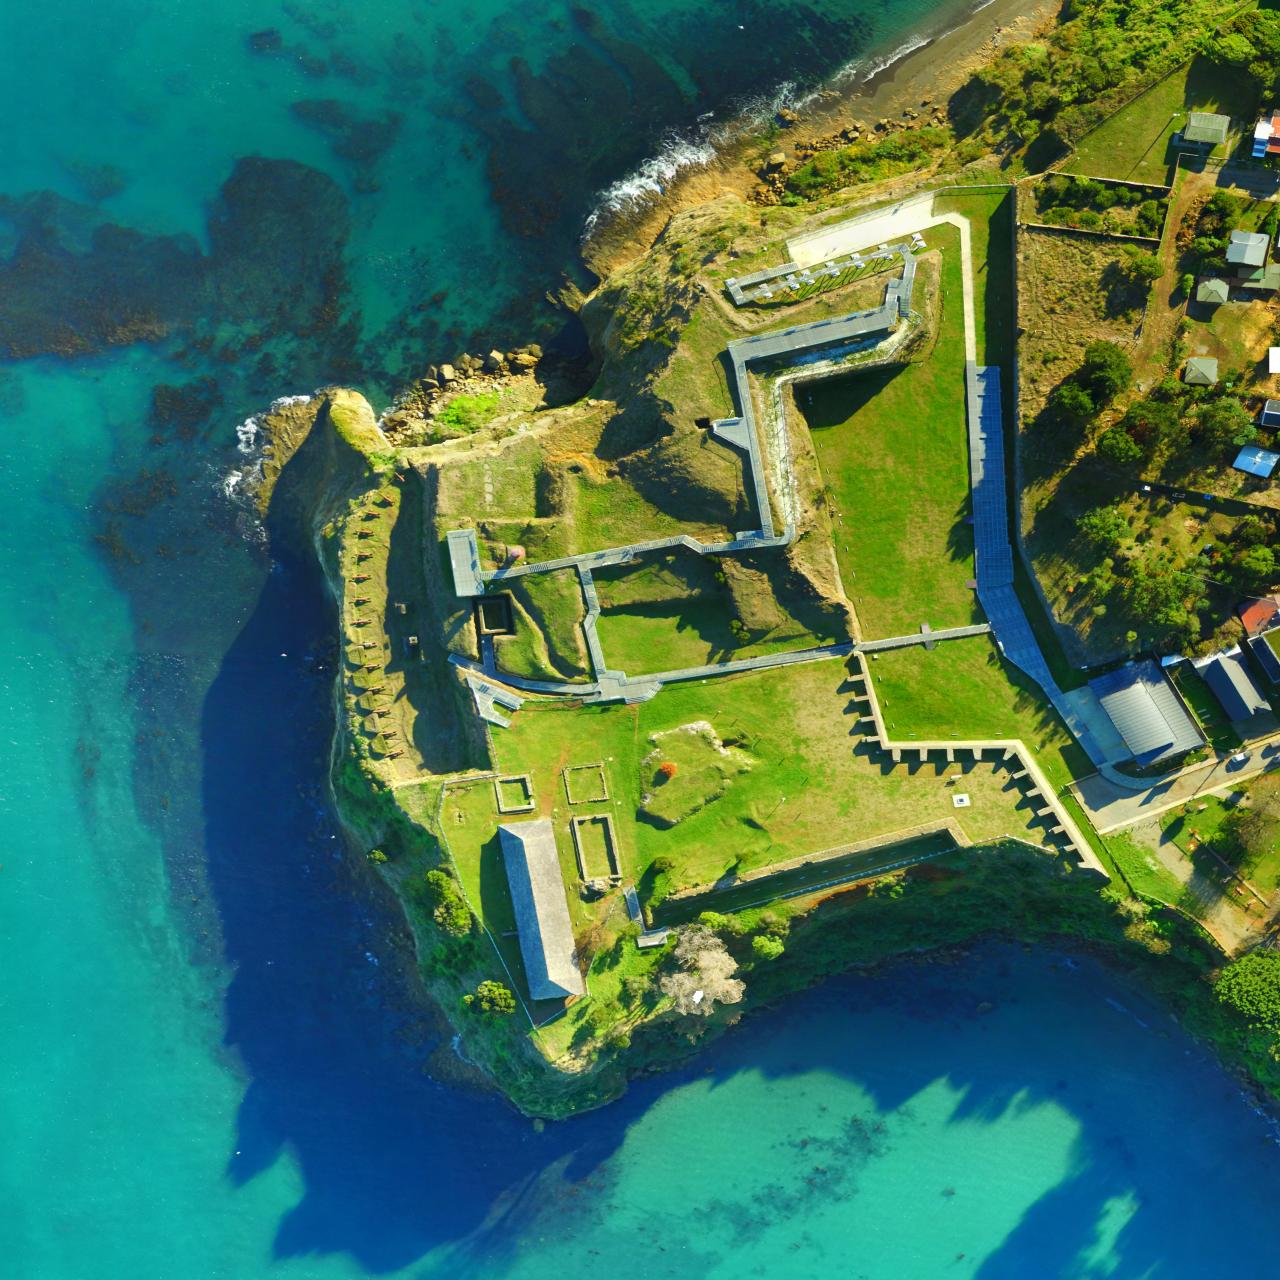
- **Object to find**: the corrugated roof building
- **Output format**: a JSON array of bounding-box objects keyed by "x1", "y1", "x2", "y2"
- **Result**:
[
  {"x1": 1088, "y1": 660, "x2": 1204, "y2": 765},
  {"x1": 1248, "y1": 631, "x2": 1280, "y2": 683},
  {"x1": 498, "y1": 819, "x2": 585, "y2": 1001},
  {"x1": 1227, "y1": 230, "x2": 1269, "y2": 268},
  {"x1": 1184, "y1": 112, "x2": 1230, "y2": 146}
]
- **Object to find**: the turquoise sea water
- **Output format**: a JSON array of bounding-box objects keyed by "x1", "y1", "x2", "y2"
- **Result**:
[{"x1": 4, "y1": 3, "x2": 1280, "y2": 1277}]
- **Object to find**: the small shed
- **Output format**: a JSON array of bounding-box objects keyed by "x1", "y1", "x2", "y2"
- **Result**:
[
  {"x1": 1195, "y1": 278, "x2": 1231, "y2": 305},
  {"x1": 1258, "y1": 399, "x2": 1280, "y2": 428},
  {"x1": 1183, "y1": 112, "x2": 1231, "y2": 147},
  {"x1": 1227, "y1": 229, "x2": 1269, "y2": 268},
  {"x1": 1197, "y1": 648, "x2": 1271, "y2": 721},
  {"x1": 1233, "y1": 445, "x2": 1280, "y2": 478},
  {"x1": 1184, "y1": 356, "x2": 1219, "y2": 386},
  {"x1": 1089, "y1": 660, "x2": 1204, "y2": 766}
]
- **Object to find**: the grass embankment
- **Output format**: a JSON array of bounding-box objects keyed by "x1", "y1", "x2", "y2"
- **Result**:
[
  {"x1": 593, "y1": 549, "x2": 847, "y2": 675},
  {"x1": 1069, "y1": 55, "x2": 1258, "y2": 184},
  {"x1": 867, "y1": 635, "x2": 1089, "y2": 790},
  {"x1": 797, "y1": 226, "x2": 977, "y2": 639}
]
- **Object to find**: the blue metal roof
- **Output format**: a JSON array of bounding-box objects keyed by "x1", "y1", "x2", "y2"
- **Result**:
[{"x1": 1233, "y1": 446, "x2": 1280, "y2": 478}]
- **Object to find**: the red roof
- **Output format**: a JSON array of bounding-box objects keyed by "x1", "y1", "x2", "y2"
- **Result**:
[{"x1": 1240, "y1": 596, "x2": 1280, "y2": 635}]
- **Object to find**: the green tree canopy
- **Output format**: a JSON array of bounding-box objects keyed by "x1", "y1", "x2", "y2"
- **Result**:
[
  {"x1": 1097, "y1": 426, "x2": 1143, "y2": 464},
  {"x1": 465, "y1": 979, "x2": 517, "y2": 1016},
  {"x1": 1078, "y1": 504, "x2": 1131, "y2": 550},
  {"x1": 1197, "y1": 397, "x2": 1257, "y2": 450},
  {"x1": 1079, "y1": 340, "x2": 1133, "y2": 405},
  {"x1": 1215, "y1": 951, "x2": 1280, "y2": 1036}
]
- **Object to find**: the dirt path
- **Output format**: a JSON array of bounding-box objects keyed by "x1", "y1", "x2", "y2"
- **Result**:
[{"x1": 1127, "y1": 817, "x2": 1266, "y2": 954}]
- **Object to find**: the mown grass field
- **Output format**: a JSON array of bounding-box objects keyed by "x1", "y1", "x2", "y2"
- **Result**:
[
  {"x1": 797, "y1": 225, "x2": 979, "y2": 639},
  {"x1": 1068, "y1": 56, "x2": 1258, "y2": 185},
  {"x1": 866, "y1": 635, "x2": 1090, "y2": 789},
  {"x1": 481, "y1": 658, "x2": 1051, "y2": 904}
]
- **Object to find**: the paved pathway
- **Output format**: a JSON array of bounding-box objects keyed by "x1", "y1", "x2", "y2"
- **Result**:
[{"x1": 1073, "y1": 738, "x2": 1280, "y2": 833}]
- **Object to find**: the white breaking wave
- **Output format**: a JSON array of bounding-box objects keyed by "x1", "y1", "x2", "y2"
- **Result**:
[
  {"x1": 582, "y1": 80, "x2": 812, "y2": 239},
  {"x1": 835, "y1": 33, "x2": 932, "y2": 88},
  {"x1": 222, "y1": 393, "x2": 315, "y2": 504}
]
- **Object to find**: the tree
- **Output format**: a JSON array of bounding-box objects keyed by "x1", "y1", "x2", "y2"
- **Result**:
[
  {"x1": 1097, "y1": 426, "x2": 1143, "y2": 464},
  {"x1": 1077, "y1": 504, "x2": 1130, "y2": 550},
  {"x1": 659, "y1": 925, "x2": 745, "y2": 1016},
  {"x1": 1079, "y1": 340, "x2": 1132, "y2": 405},
  {"x1": 1049, "y1": 380, "x2": 1095, "y2": 427},
  {"x1": 1122, "y1": 246, "x2": 1162, "y2": 284},
  {"x1": 1118, "y1": 398, "x2": 1182, "y2": 454},
  {"x1": 1237, "y1": 544, "x2": 1276, "y2": 583},
  {"x1": 751, "y1": 934, "x2": 785, "y2": 961},
  {"x1": 1215, "y1": 951, "x2": 1280, "y2": 1036},
  {"x1": 1236, "y1": 515, "x2": 1271, "y2": 547},
  {"x1": 1225, "y1": 790, "x2": 1280, "y2": 867},
  {"x1": 425, "y1": 869, "x2": 472, "y2": 936},
  {"x1": 464, "y1": 979, "x2": 517, "y2": 1016},
  {"x1": 1197, "y1": 397, "x2": 1257, "y2": 450}
]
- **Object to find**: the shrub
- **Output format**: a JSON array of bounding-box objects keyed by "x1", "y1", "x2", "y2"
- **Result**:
[
  {"x1": 425, "y1": 868, "x2": 472, "y2": 936},
  {"x1": 463, "y1": 979, "x2": 517, "y2": 1016},
  {"x1": 752, "y1": 934, "x2": 785, "y2": 961},
  {"x1": 1215, "y1": 951, "x2": 1280, "y2": 1035},
  {"x1": 657, "y1": 761, "x2": 678, "y2": 781}
]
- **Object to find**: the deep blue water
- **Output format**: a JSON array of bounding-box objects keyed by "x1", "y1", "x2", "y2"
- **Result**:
[{"x1": 5, "y1": 2, "x2": 1280, "y2": 1277}]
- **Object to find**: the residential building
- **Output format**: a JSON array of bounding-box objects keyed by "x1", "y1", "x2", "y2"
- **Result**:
[
  {"x1": 1258, "y1": 399, "x2": 1280, "y2": 429},
  {"x1": 1227, "y1": 229, "x2": 1268, "y2": 269},
  {"x1": 1195, "y1": 647, "x2": 1271, "y2": 721},
  {"x1": 1252, "y1": 108, "x2": 1280, "y2": 159},
  {"x1": 1184, "y1": 356, "x2": 1219, "y2": 386},
  {"x1": 1233, "y1": 445, "x2": 1280, "y2": 479},
  {"x1": 1195, "y1": 278, "x2": 1231, "y2": 305},
  {"x1": 1182, "y1": 112, "x2": 1231, "y2": 147}
]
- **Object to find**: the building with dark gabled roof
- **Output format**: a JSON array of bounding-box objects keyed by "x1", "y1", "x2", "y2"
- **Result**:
[
  {"x1": 1196, "y1": 647, "x2": 1271, "y2": 721},
  {"x1": 1259, "y1": 399, "x2": 1280, "y2": 429},
  {"x1": 1248, "y1": 630, "x2": 1280, "y2": 683},
  {"x1": 1088, "y1": 660, "x2": 1204, "y2": 766},
  {"x1": 498, "y1": 818, "x2": 585, "y2": 1001}
]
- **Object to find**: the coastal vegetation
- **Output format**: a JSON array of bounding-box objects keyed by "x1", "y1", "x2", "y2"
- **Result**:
[{"x1": 250, "y1": 0, "x2": 1280, "y2": 1118}]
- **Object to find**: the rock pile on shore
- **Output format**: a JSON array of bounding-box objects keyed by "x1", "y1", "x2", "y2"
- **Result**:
[{"x1": 379, "y1": 344, "x2": 545, "y2": 441}]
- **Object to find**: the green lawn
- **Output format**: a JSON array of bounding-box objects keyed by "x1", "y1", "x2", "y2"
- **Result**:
[
  {"x1": 1100, "y1": 829, "x2": 1191, "y2": 908},
  {"x1": 491, "y1": 657, "x2": 1054, "y2": 900},
  {"x1": 1170, "y1": 665, "x2": 1243, "y2": 753},
  {"x1": 932, "y1": 188, "x2": 1015, "y2": 368},
  {"x1": 866, "y1": 635, "x2": 1090, "y2": 789},
  {"x1": 797, "y1": 225, "x2": 978, "y2": 639},
  {"x1": 1069, "y1": 56, "x2": 1259, "y2": 184}
]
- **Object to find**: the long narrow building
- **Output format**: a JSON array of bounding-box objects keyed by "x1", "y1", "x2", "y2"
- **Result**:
[{"x1": 498, "y1": 819, "x2": 585, "y2": 1001}]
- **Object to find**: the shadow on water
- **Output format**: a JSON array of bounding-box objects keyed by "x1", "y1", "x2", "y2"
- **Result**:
[{"x1": 199, "y1": 524, "x2": 1280, "y2": 1274}]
